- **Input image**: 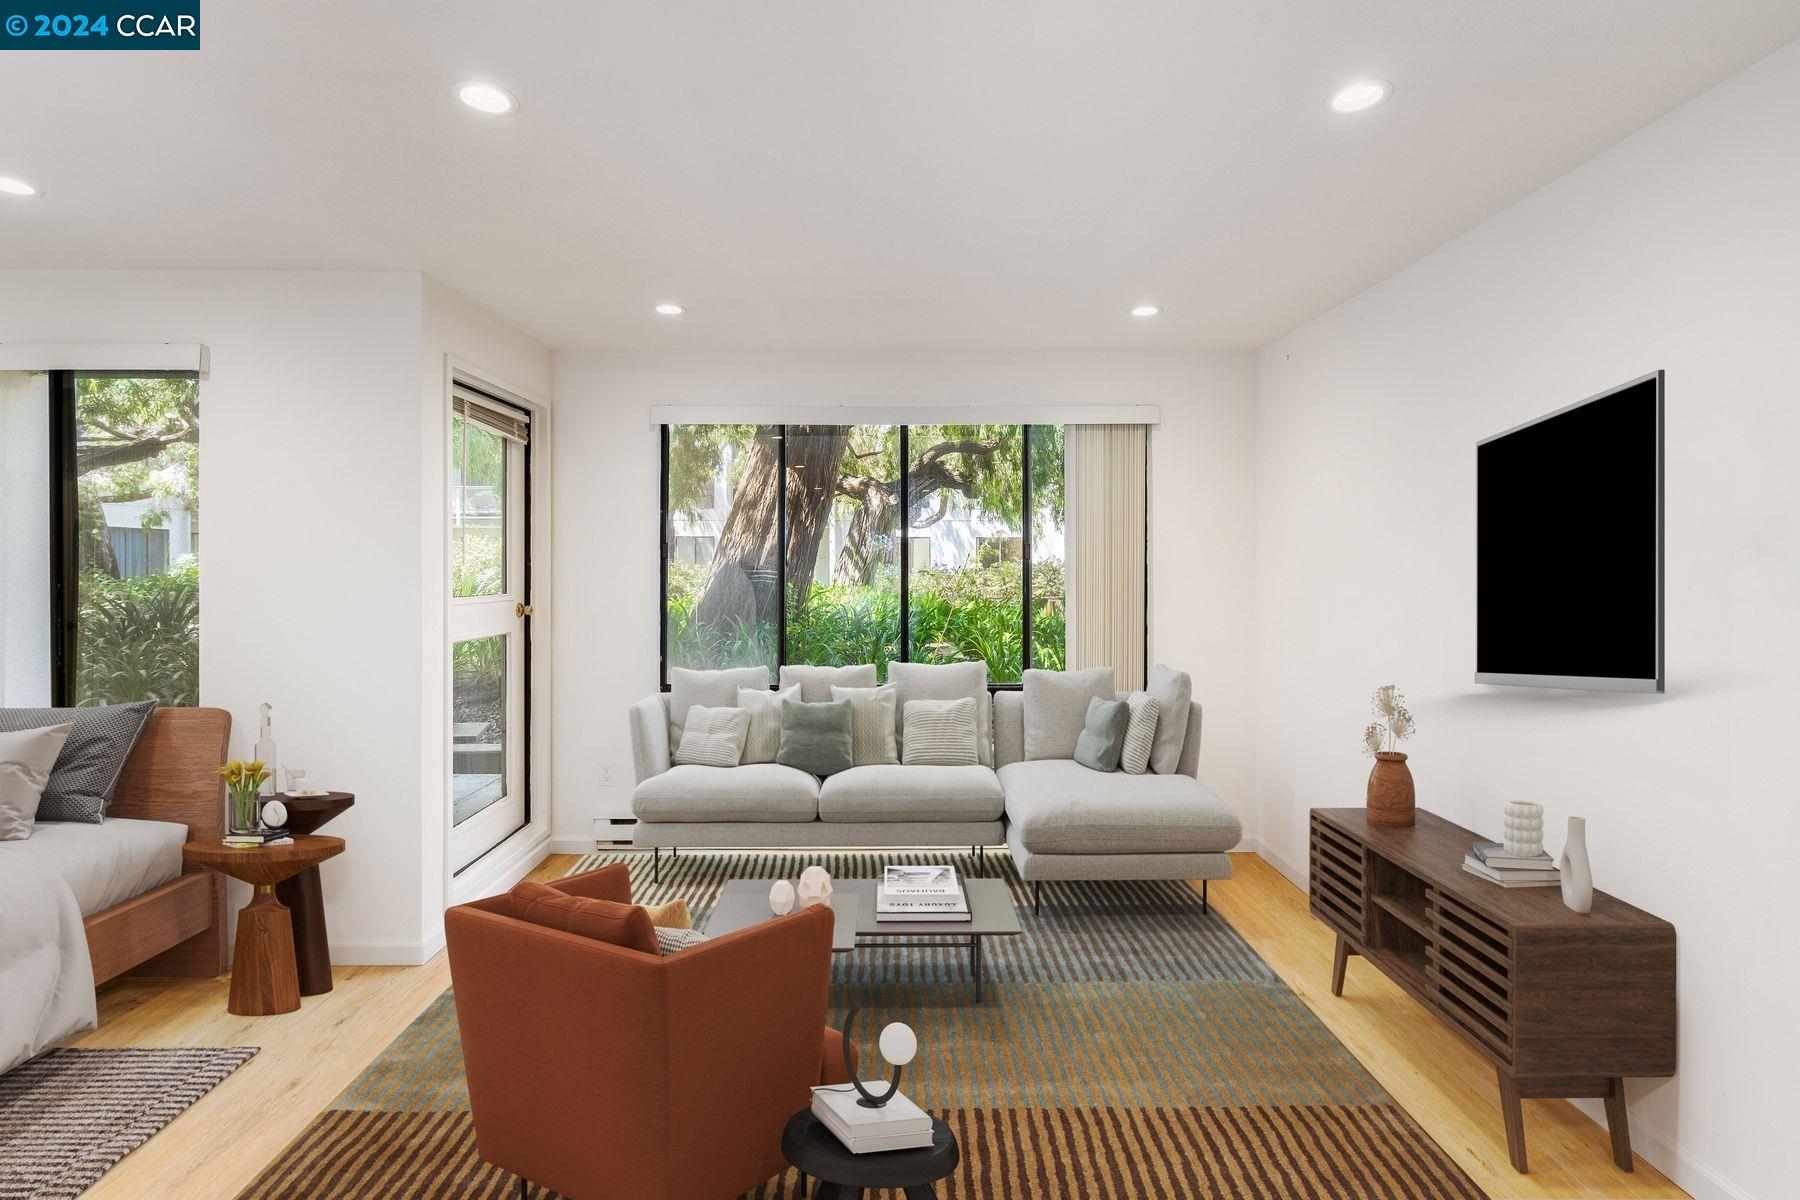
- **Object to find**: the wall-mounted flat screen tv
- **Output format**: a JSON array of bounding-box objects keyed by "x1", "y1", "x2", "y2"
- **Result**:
[{"x1": 1476, "y1": 371, "x2": 1663, "y2": 693}]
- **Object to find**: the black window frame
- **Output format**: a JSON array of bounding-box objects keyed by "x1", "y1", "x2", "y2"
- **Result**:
[{"x1": 660, "y1": 422, "x2": 1063, "y2": 690}]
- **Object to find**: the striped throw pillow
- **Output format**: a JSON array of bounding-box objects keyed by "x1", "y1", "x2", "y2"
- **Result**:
[
  {"x1": 900, "y1": 698, "x2": 978, "y2": 766},
  {"x1": 736, "y1": 686, "x2": 797, "y2": 764},
  {"x1": 673, "y1": 706, "x2": 750, "y2": 768},
  {"x1": 830, "y1": 685, "x2": 899, "y2": 766},
  {"x1": 1120, "y1": 693, "x2": 1161, "y2": 775}
]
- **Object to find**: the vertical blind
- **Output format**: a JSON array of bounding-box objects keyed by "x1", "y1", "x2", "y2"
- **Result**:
[{"x1": 1065, "y1": 424, "x2": 1148, "y2": 692}]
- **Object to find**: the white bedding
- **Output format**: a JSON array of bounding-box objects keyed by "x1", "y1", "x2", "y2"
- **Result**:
[
  {"x1": 0, "y1": 817, "x2": 186, "y2": 1072},
  {"x1": 0, "y1": 817, "x2": 187, "y2": 916}
]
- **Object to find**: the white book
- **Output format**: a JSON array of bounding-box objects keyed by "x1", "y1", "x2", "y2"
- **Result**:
[
  {"x1": 812, "y1": 1084, "x2": 934, "y2": 1152},
  {"x1": 882, "y1": 865, "x2": 962, "y2": 898},
  {"x1": 1462, "y1": 857, "x2": 1560, "y2": 887},
  {"x1": 874, "y1": 907, "x2": 972, "y2": 923},
  {"x1": 877, "y1": 887, "x2": 969, "y2": 911}
]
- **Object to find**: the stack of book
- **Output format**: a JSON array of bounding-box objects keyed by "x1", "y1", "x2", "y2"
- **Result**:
[
  {"x1": 1463, "y1": 840, "x2": 1559, "y2": 887},
  {"x1": 811, "y1": 1083, "x2": 934, "y2": 1153},
  {"x1": 223, "y1": 827, "x2": 293, "y2": 849},
  {"x1": 875, "y1": 865, "x2": 970, "y2": 922}
]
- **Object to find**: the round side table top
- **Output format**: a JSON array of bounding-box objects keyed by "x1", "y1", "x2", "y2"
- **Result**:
[
  {"x1": 781, "y1": 1109, "x2": 959, "y2": 1189},
  {"x1": 183, "y1": 834, "x2": 344, "y2": 886},
  {"x1": 276, "y1": 791, "x2": 355, "y2": 836}
]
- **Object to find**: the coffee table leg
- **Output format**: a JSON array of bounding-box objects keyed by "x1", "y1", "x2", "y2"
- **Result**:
[
  {"x1": 972, "y1": 936, "x2": 983, "y2": 1004},
  {"x1": 230, "y1": 885, "x2": 301, "y2": 1016}
]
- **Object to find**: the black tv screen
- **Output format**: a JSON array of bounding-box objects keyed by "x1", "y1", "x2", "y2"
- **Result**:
[{"x1": 1476, "y1": 372, "x2": 1663, "y2": 692}]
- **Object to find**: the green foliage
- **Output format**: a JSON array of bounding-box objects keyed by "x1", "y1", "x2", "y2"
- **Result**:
[{"x1": 75, "y1": 567, "x2": 199, "y2": 707}]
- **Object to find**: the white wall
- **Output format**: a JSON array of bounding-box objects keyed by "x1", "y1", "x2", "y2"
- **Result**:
[
  {"x1": 551, "y1": 349, "x2": 1257, "y2": 840},
  {"x1": 1252, "y1": 40, "x2": 1800, "y2": 1200},
  {"x1": 0, "y1": 371, "x2": 52, "y2": 704},
  {"x1": 0, "y1": 270, "x2": 551, "y2": 964}
]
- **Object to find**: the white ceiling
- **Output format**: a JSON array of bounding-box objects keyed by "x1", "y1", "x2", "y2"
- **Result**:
[{"x1": 3, "y1": 2, "x2": 1797, "y2": 350}]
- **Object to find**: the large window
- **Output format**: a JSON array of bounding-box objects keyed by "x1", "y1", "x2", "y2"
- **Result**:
[
  {"x1": 664, "y1": 423, "x2": 1067, "y2": 686},
  {"x1": 0, "y1": 371, "x2": 199, "y2": 708}
]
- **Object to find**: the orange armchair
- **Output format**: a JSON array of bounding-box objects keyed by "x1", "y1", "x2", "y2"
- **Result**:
[{"x1": 445, "y1": 865, "x2": 853, "y2": 1200}]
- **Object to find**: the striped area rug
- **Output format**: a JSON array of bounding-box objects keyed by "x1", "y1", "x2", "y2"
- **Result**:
[
  {"x1": 238, "y1": 851, "x2": 1484, "y2": 1199},
  {"x1": 0, "y1": 1046, "x2": 256, "y2": 1200}
]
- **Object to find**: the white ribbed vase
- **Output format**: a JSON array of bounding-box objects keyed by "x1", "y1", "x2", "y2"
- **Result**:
[{"x1": 1502, "y1": 802, "x2": 1545, "y2": 858}]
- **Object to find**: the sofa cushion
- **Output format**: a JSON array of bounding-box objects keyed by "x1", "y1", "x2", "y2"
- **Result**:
[
  {"x1": 669, "y1": 666, "x2": 771, "y2": 744},
  {"x1": 819, "y1": 764, "x2": 1005, "y2": 823},
  {"x1": 1022, "y1": 668, "x2": 1115, "y2": 760},
  {"x1": 633, "y1": 764, "x2": 820, "y2": 823},
  {"x1": 1073, "y1": 697, "x2": 1129, "y2": 773},
  {"x1": 999, "y1": 759, "x2": 1241, "y2": 856},
  {"x1": 889, "y1": 660, "x2": 991, "y2": 766},
  {"x1": 780, "y1": 663, "x2": 878, "y2": 702},
  {"x1": 508, "y1": 881, "x2": 659, "y2": 955},
  {"x1": 1145, "y1": 663, "x2": 1192, "y2": 774}
]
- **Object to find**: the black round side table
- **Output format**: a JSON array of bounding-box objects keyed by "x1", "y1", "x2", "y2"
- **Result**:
[{"x1": 782, "y1": 1109, "x2": 959, "y2": 1200}]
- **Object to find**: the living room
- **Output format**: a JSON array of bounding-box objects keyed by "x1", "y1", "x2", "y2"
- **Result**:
[{"x1": 1, "y1": 6, "x2": 1796, "y2": 1200}]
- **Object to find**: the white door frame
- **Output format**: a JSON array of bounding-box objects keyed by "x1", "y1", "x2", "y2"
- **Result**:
[{"x1": 438, "y1": 356, "x2": 554, "y2": 906}]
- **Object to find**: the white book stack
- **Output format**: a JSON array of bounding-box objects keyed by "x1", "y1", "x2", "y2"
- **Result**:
[
  {"x1": 811, "y1": 1084, "x2": 934, "y2": 1153},
  {"x1": 1463, "y1": 841, "x2": 1560, "y2": 888},
  {"x1": 876, "y1": 865, "x2": 970, "y2": 923}
]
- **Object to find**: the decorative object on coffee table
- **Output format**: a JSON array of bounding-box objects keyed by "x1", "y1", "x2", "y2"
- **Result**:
[
  {"x1": 220, "y1": 758, "x2": 271, "y2": 836},
  {"x1": 797, "y1": 864, "x2": 833, "y2": 908},
  {"x1": 273, "y1": 791, "x2": 355, "y2": 994},
  {"x1": 1559, "y1": 815, "x2": 1594, "y2": 913},
  {"x1": 1361, "y1": 684, "x2": 1417, "y2": 827},
  {"x1": 1502, "y1": 801, "x2": 1544, "y2": 857},
  {"x1": 783, "y1": 1109, "x2": 959, "y2": 1200},
  {"x1": 769, "y1": 878, "x2": 796, "y2": 915},
  {"x1": 182, "y1": 834, "x2": 345, "y2": 1015},
  {"x1": 838, "y1": 1008, "x2": 917, "y2": 1108}
]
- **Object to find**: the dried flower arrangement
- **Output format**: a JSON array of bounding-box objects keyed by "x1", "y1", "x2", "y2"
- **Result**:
[{"x1": 1361, "y1": 684, "x2": 1417, "y2": 756}]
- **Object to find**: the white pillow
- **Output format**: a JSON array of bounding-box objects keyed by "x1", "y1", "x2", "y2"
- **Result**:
[
  {"x1": 778, "y1": 663, "x2": 878, "y2": 703},
  {"x1": 1119, "y1": 693, "x2": 1160, "y2": 776},
  {"x1": 900, "y1": 698, "x2": 978, "y2": 766},
  {"x1": 735, "y1": 686, "x2": 798, "y2": 764},
  {"x1": 830, "y1": 685, "x2": 899, "y2": 766},
  {"x1": 0, "y1": 724, "x2": 73, "y2": 841},
  {"x1": 1145, "y1": 664, "x2": 1192, "y2": 774},
  {"x1": 1022, "y1": 668, "x2": 1116, "y2": 760},
  {"x1": 673, "y1": 706, "x2": 751, "y2": 768},
  {"x1": 888, "y1": 661, "x2": 991, "y2": 766}
]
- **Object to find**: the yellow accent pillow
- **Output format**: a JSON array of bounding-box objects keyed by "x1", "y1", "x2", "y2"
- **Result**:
[{"x1": 640, "y1": 898, "x2": 692, "y2": 930}]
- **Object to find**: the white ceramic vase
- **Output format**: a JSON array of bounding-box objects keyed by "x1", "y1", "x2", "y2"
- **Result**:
[
  {"x1": 1559, "y1": 816, "x2": 1594, "y2": 914},
  {"x1": 1502, "y1": 801, "x2": 1544, "y2": 858}
]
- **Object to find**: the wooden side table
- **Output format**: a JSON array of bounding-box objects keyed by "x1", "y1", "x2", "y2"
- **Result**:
[
  {"x1": 272, "y1": 792, "x2": 355, "y2": 995},
  {"x1": 782, "y1": 1110, "x2": 958, "y2": 1199},
  {"x1": 183, "y1": 835, "x2": 345, "y2": 1016}
]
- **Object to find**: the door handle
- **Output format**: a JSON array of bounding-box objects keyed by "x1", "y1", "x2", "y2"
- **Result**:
[{"x1": 515, "y1": 602, "x2": 533, "y2": 618}]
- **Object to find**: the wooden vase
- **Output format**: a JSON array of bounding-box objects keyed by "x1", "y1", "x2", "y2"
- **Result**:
[{"x1": 1366, "y1": 751, "x2": 1415, "y2": 827}]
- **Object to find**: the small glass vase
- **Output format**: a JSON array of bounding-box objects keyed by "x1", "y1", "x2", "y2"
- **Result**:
[{"x1": 227, "y1": 788, "x2": 262, "y2": 837}]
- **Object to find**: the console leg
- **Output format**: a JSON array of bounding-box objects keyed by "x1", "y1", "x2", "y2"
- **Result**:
[
  {"x1": 1498, "y1": 1069, "x2": 1529, "y2": 1173},
  {"x1": 1331, "y1": 933, "x2": 1350, "y2": 997},
  {"x1": 1603, "y1": 1078, "x2": 1634, "y2": 1171}
]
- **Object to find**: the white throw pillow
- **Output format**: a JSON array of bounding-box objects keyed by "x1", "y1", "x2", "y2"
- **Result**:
[
  {"x1": 735, "y1": 686, "x2": 798, "y2": 764},
  {"x1": 669, "y1": 667, "x2": 771, "y2": 744},
  {"x1": 900, "y1": 698, "x2": 979, "y2": 766},
  {"x1": 778, "y1": 663, "x2": 878, "y2": 703},
  {"x1": 1119, "y1": 693, "x2": 1161, "y2": 776},
  {"x1": 1022, "y1": 668, "x2": 1116, "y2": 760},
  {"x1": 1145, "y1": 663, "x2": 1192, "y2": 774},
  {"x1": 888, "y1": 660, "x2": 991, "y2": 766},
  {"x1": 0, "y1": 724, "x2": 73, "y2": 841},
  {"x1": 673, "y1": 706, "x2": 751, "y2": 768},
  {"x1": 830, "y1": 685, "x2": 899, "y2": 766}
]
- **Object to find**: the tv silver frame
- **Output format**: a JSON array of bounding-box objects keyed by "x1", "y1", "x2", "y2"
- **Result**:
[{"x1": 1474, "y1": 370, "x2": 1664, "y2": 694}]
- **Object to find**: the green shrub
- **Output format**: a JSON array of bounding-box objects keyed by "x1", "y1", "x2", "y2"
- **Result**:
[{"x1": 75, "y1": 567, "x2": 199, "y2": 707}]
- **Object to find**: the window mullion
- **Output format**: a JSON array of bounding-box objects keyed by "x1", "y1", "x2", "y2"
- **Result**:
[
  {"x1": 898, "y1": 425, "x2": 910, "y2": 665},
  {"x1": 775, "y1": 424, "x2": 787, "y2": 683},
  {"x1": 1022, "y1": 424, "x2": 1033, "y2": 674}
]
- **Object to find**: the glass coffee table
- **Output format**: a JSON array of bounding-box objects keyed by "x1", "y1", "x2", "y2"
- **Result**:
[{"x1": 705, "y1": 877, "x2": 1022, "y2": 1003}]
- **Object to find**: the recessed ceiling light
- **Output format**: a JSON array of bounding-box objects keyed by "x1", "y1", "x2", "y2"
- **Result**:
[
  {"x1": 1329, "y1": 80, "x2": 1393, "y2": 114},
  {"x1": 455, "y1": 81, "x2": 518, "y2": 116},
  {"x1": 654, "y1": 303, "x2": 686, "y2": 316},
  {"x1": 1130, "y1": 304, "x2": 1162, "y2": 318},
  {"x1": 0, "y1": 176, "x2": 40, "y2": 197}
]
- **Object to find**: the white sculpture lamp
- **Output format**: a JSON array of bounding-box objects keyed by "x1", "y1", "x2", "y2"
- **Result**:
[{"x1": 839, "y1": 1008, "x2": 918, "y2": 1108}]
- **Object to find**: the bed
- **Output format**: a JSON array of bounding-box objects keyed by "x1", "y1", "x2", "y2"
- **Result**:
[{"x1": 1, "y1": 708, "x2": 228, "y2": 1071}]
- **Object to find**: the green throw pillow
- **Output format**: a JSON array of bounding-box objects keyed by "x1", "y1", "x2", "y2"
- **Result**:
[
  {"x1": 1073, "y1": 696, "x2": 1130, "y2": 773},
  {"x1": 776, "y1": 698, "x2": 854, "y2": 777}
]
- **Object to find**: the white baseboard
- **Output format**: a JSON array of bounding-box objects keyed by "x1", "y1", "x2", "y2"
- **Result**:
[
  {"x1": 328, "y1": 934, "x2": 444, "y2": 967},
  {"x1": 548, "y1": 835, "x2": 602, "y2": 855},
  {"x1": 1246, "y1": 839, "x2": 1308, "y2": 889}
]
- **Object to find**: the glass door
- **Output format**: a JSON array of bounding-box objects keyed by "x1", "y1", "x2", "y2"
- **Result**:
[{"x1": 449, "y1": 387, "x2": 530, "y2": 873}]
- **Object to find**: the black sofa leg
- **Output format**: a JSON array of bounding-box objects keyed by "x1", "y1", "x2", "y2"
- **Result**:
[
  {"x1": 1202, "y1": 879, "x2": 1209, "y2": 915},
  {"x1": 652, "y1": 846, "x2": 660, "y2": 883},
  {"x1": 1033, "y1": 881, "x2": 1041, "y2": 915}
]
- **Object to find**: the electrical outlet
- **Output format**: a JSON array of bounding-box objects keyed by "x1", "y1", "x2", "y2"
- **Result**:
[{"x1": 600, "y1": 766, "x2": 613, "y2": 787}]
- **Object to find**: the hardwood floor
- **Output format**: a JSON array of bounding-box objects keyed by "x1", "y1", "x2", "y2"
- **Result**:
[{"x1": 66, "y1": 850, "x2": 1685, "y2": 1200}]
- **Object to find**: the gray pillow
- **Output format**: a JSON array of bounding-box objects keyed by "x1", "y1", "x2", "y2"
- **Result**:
[
  {"x1": 0, "y1": 724, "x2": 73, "y2": 840},
  {"x1": 776, "y1": 698, "x2": 854, "y2": 777},
  {"x1": 673, "y1": 706, "x2": 750, "y2": 768},
  {"x1": 1073, "y1": 697, "x2": 1130, "y2": 773},
  {"x1": 668, "y1": 667, "x2": 770, "y2": 744},
  {"x1": 0, "y1": 701, "x2": 156, "y2": 823},
  {"x1": 888, "y1": 661, "x2": 991, "y2": 766},
  {"x1": 778, "y1": 663, "x2": 878, "y2": 703},
  {"x1": 1145, "y1": 663, "x2": 1192, "y2": 774},
  {"x1": 900, "y1": 698, "x2": 978, "y2": 766},
  {"x1": 1119, "y1": 693, "x2": 1160, "y2": 776},
  {"x1": 1022, "y1": 668, "x2": 1115, "y2": 760}
]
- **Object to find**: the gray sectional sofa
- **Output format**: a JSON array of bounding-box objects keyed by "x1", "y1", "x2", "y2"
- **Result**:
[{"x1": 626, "y1": 669, "x2": 1242, "y2": 905}]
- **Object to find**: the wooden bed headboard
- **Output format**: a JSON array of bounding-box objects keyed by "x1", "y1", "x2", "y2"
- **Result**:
[{"x1": 109, "y1": 706, "x2": 231, "y2": 841}]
